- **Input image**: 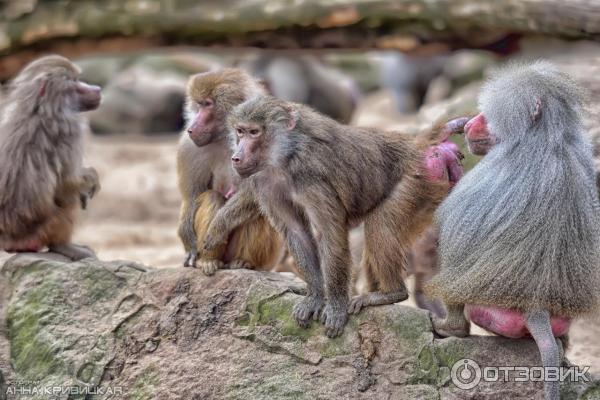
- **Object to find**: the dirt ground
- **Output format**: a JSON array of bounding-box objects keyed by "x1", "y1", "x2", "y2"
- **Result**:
[{"x1": 73, "y1": 91, "x2": 600, "y2": 376}]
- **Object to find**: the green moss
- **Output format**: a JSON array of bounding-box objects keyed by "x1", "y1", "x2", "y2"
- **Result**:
[
  {"x1": 580, "y1": 382, "x2": 600, "y2": 400},
  {"x1": 256, "y1": 296, "x2": 318, "y2": 340},
  {"x1": 131, "y1": 364, "x2": 160, "y2": 400},
  {"x1": 433, "y1": 337, "x2": 473, "y2": 370},
  {"x1": 7, "y1": 278, "x2": 67, "y2": 380},
  {"x1": 238, "y1": 284, "x2": 319, "y2": 341},
  {"x1": 6, "y1": 261, "x2": 124, "y2": 384},
  {"x1": 414, "y1": 344, "x2": 440, "y2": 385}
]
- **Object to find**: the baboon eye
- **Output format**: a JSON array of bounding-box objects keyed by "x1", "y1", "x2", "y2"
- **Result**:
[
  {"x1": 249, "y1": 129, "x2": 260, "y2": 136},
  {"x1": 200, "y1": 99, "x2": 213, "y2": 107},
  {"x1": 236, "y1": 127, "x2": 244, "y2": 135}
]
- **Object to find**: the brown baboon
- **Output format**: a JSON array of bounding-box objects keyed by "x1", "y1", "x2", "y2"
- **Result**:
[
  {"x1": 177, "y1": 68, "x2": 282, "y2": 275},
  {"x1": 426, "y1": 61, "x2": 600, "y2": 400},
  {"x1": 0, "y1": 55, "x2": 101, "y2": 260},
  {"x1": 204, "y1": 96, "x2": 454, "y2": 337}
]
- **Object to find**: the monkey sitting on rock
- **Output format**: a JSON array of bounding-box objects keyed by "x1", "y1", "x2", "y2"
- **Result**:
[
  {"x1": 426, "y1": 61, "x2": 600, "y2": 400},
  {"x1": 177, "y1": 69, "x2": 282, "y2": 274},
  {"x1": 0, "y1": 55, "x2": 101, "y2": 261}
]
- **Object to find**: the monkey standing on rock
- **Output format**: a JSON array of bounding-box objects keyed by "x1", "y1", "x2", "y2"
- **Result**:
[
  {"x1": 426, "y1": 61, "x2": 600, "y2": 400},
  {"x1": 204, "y1": 95, "x2": 460, "y2": 337},
  {"x1": 177, "y1": 69, "x2": 282, "y2": 274},
  {"x1": 0, "y1": 55, "x2": 101, "y2": 261}
]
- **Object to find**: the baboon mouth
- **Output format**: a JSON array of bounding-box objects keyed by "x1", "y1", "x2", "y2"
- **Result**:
[{"x1": 234, "y1": 165, "x2": 257, "y2": 178}]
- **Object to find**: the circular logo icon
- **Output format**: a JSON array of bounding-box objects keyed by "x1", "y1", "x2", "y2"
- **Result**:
[{"x1": 451, "y1": 358, "x2": 482, "y2": 390}]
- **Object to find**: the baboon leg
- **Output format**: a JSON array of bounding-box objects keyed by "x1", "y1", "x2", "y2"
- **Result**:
[
  {"x1": 431, "y1": 303, "x2": 470, "y2": 337},
  {"x1": 49, "y1": 244, "x2": 96, "y2": 261},
  {"x1": 45, "y1": 206, "x2": 95, "y2": 261},
  {"x1": 526, "y1": 310, "x2": 560, "y2": 400},
  {"x1": 302, "y1": 192, "x2": 351, "y2": 338},
  {"x1": 351, "y1": 176, "x2": 439, "y2": 313},
  {"x1": 194, "y1": 191, "x2": 227, "y2": 275},
  {"x1": 411, "y1": 227, "x2": 446, "y2": 318}
]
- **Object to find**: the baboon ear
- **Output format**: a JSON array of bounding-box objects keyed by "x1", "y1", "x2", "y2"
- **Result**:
[
  {"x1": 284, "y1": 105, "x2": 298, "y2": 131},
  {"x1": 532, "y1": 97, "x2": 543, "y2": 122},
  {"x1": 38, "y1": 79, "x2": 47, "y2": 97}
]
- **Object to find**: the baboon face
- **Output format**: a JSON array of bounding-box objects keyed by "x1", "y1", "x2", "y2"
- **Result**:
[
  {"x1": 186, "y1": 96, "x2": 217, "y2": 146},
  {"x1": 230, "y1": 121, "x2": 268, "y2": 178},
  {"x1": 19, "y1": 56, "x2": 102, "y2": 113},
  {"x1": 72, "y1": 81, "x2": 102, "y2": 111},
  {"x1": 464, "y1": 113, "x2": 497, "y2": 156},
  {"x1": 185, "y1": 69, "x2": 259, "y2": 148},
  {"x1": 229, "y1": 96, "x2": 297, "y2": 178}
]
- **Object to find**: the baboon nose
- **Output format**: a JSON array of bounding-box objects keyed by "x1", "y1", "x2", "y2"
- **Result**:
[{"x1": 231, "y1": 156, "x2": 241, "y2": 164}]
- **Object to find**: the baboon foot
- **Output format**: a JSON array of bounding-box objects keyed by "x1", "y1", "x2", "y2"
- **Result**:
[
  {"x1": 431, "y1": 314, "x2": 470, "y2": 338},
  {"x1": 183, "y1": 251, "x2": 197, "y2": 268},
  {"x1": 227, "y1": 259, "x2": 253, "y2": 270},
  {"x1": 198, "y1": 259, "x2": 224, "y2": 276},
  {"x1": 348, "y1": 289, "x2": 409, "y2": 315},
  {"x1": 320, "y1": 302, "x2": 348, "y2": 338},
  {"x1": 292, "y1": 295, "x2": 325, "y2": 328},
  {"x1": 49, "y1": 244, "x2": 97, "y2": 261}
]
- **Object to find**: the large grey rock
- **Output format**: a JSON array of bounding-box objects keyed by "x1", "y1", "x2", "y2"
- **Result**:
[
  {"x1": 84, "y1": 52, "x2": 221, "y2": 136},
  {"x1": 0, "y1": 254, "x2": 597, "y2": 399}
]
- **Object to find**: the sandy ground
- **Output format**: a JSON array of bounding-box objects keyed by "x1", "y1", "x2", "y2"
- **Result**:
[{"x1": 64, "y1": 90, "x2": 600, "y2": 375}]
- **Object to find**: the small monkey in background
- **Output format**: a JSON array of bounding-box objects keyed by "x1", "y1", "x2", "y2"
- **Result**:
[
  {"x1": 0, "y1": 55, "x2": 101, "y2": 260},
  {"x1": 426, "y1": 61, "x2": 600, "y2": 400},
  {"x1": 204, "y1": 96, "x2": 457, "y2": 337},
  {"x1": 240, "y1": 53, "x2": 358, "y2": 124},
  {"x1": 177, "y1": 69, "x2": 282, "y2": 274}
]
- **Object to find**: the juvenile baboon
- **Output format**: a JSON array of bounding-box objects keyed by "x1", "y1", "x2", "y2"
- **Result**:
[
  {"x1": 0, "y1": 55, "x2": 101, "y2": 260},
  {"x1": 204, "y1": 96, "x2": 456, "y2": 337},
  {"x1": 177, "y1": 68, "x2": 282, "y2": 274},
  {"x1": 426, "y1": 61, "x2": 600, "y2": 400}
]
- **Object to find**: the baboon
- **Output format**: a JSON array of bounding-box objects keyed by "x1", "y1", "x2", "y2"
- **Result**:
[
  {"x1": 379, "y1": 51, "x2": 448, "y2": 113},
  {"x1": 204, "y1": 96, "x2": 458, "y2": 337},
  {"x1": 177, "y1": 68, "x2": 282, "y2": 274},
  {"x1": 241, "y1": 53, "x2": 358, "y2": 124},
  {"x1": 0, "y1": 55, "x2": 101, "y2": 260},
  {"x1": 426, "y1": 61, "x2": 600, "y2": 400}
]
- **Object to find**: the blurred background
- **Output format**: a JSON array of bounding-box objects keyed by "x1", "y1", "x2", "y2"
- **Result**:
[{"x1": 2, "y1": 0, "x2": 600, "y2": 373}]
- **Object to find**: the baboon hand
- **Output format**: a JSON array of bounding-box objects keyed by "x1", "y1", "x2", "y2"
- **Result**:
[{"x1": 79, "y1": 167, "x2": 100, "y2": 210}]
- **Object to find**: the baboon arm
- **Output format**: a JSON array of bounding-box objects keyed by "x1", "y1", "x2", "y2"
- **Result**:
[
  {"x1": 204, "y1": 187, "x2": 259, "y2": 250},
  {"x1": 179, "y1": 194, "x2": 201, "y2": 253},
  {"x1": 273, "y1": 199, "x2": 323, "y2": 295}
]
